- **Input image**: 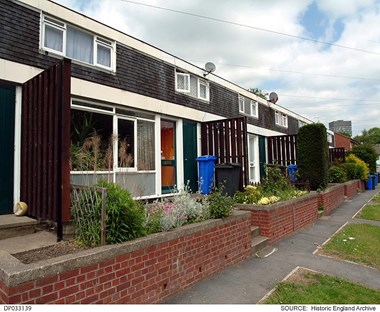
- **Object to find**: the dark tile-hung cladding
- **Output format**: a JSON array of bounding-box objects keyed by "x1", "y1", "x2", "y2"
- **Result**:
[{"x1": 0, "y1": 0, "x2": 303, "y2": 133}]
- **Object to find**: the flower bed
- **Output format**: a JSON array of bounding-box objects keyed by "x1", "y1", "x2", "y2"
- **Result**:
[
  {"x1": 0, "y1": 211, "x2": 251, "y2": 304},
  {"x1": 237, "y1": 192, "x2": 319, "y2": 244}
]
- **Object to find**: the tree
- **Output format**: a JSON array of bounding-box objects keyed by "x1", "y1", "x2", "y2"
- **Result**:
[
  {"x1": 348, "y1": 144, "x2": 377, "y2": 174},
  {"x1": 354, "y1": 127, "x2": 380, "y2": 145},
  {"x1": 248, "y1": 88, "x2": 268, "y2": 100},
  {"x1": 297, "y1": 123, "x2": 329, "y2": 190}
]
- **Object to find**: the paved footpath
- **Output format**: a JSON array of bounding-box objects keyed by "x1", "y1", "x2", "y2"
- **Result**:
[{"x1": 165, "y1": 188, "x2": 380, "y2": 304}]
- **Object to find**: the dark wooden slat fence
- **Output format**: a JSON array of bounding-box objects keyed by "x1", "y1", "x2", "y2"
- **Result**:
[
  {"x1": 267, "y1": 135, "x2": 297, "y2": 166},
  {"x1": 201, "y1": 117, "x2": 248, "y2": 190},
  {"x1": 329, "y1": 147, "x2": 345, "y2": 163},
  {"x1": 21, "y1": 59, "x2": 71, "y2": 225}
]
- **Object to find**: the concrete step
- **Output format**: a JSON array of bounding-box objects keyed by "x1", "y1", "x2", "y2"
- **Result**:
[
  {"x1": 251, "y1": 235, "x2": 268, "y2": 254},
  {"x1": 0, "y1": 215, "x2": 38, "y2": 240},
  {"x1": 250, "y1": 226, "x2": 260, "y2": 238}
]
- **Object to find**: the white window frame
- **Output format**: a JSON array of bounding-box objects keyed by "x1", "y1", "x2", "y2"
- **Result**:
[
  {"x1": 250, "y1": 100, "x2": 258, "y2": 118},
  {"x1": 275, "y1": 111, "x2": 288, "y2": 128},
  {"x1": 175, "y1": 71, "x2": 209, "y2": 101},
  {"x1": 41, "y1": 14, "x2": 115, "y2": 72},
  {"x1": 175, "y1": 72, "x2": 190, "y2": 93},
  {"x1": 239, "y1": 96, "x2": 245, "y2": 113},
  {"x1": 198, "y1": 79, "x2": 209, "y2": 101},
  {"x1": 116, "y1": 116, "x2": 137, "y2": 172}
]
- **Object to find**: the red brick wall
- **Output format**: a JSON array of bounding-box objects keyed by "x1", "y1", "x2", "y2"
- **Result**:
[
  {"x1": 238, "y1": 193, "x2": 318, "y2": 244},
  {"x1": 344, "y1": 180, "x2": 360, "y2": 199},
  {"x1": 0, "y1": 212, "x2": 251, "y2": 304},
  {"x1": 317, "y1": 184, "x2": 345, "y2": 215},
  {"x1": 334, "y1": 133, "x2": 352, "y2": 151}
]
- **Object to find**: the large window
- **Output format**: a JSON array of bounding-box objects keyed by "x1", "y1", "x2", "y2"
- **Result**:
[
  {"x1": 42, "y1": 15, "x2": 115, "y2": 71},
  {"x1": 70, "y1": 102, "x2": 155, "y2": 172},
  {"x1": 175, "y1": 71, "x2": 209, "y2": 101}
]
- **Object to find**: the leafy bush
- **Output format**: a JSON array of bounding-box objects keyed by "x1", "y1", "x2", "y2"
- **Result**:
[
  {"x1": 261, "y1": 164, "x2": 290, "y2": 194},
  {"x1": 297, "y1": 123, "x2": 329, "y2": 191},
  {"x1": 344, "y1": 154, "x2": 369, "y2": 179},
  {"x1": 207, "y1": 186, "x2": 235, "y2": 219},
  {"x1": 97, "y1": 181, "x2": 146, "y2": 244},
  {"x1": 340, "y1": 163, "x2": 364, "y2": 180},
  {"x1": 328, "y1": 165, "x2": 348, "y2": 183},
  {"x1": 348, "y1": 144, "x2": 377, "y2": 173}
]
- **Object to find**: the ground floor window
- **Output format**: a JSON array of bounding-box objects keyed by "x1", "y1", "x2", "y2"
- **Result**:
[{"x1": 70, "y1": 100, "x2": 156, "y2": 197}]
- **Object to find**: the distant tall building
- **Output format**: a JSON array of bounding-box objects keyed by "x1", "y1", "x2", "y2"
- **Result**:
[{"x1": 329, "y1": 120, "x2": 352, "y2": 136}]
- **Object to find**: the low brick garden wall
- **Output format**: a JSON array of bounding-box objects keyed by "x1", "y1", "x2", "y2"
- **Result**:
[
  {"x1": 237, "y1": 193, "x2": 319, "y2": 244},
  {"x1": 317, "y1": 183, "x2": 346, "y2": 215},
  {"x1": 0, "y1": 211, "x2": 251, "y2": 304},
  {"x1": 344, "y1": 180, "x2": 361, "y2": 199}
]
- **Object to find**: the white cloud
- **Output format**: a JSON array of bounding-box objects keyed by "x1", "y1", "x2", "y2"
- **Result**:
[{"x1": 53, "y1": 0, "x2": 380, "y2": 136}]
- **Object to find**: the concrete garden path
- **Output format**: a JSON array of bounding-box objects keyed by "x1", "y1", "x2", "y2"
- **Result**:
[{"x1": 165, "y1": 188, "x2": 380, "y2": 304}]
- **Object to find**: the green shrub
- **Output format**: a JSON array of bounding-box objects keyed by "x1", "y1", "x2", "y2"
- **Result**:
[
  {"x1": 345, "y1": 154, "x2": 369, "y2": 179},
  {"x1": 328, "y1": 165, "x2": 348, "y2": 183},
  {"x1": 297, "y1": 123, "x2": 329, "y2": 191},
  {"x1": 348, "y1": 144, "x2": 377, "y2": 173},
  {"x1": 261, "y1": 164, "x2": 290, "y2": 194},
  {"x1": 96, "y1": 181, "x2": 146, "y2": 244},
  {"x1": 340, "y1": 163, "x2": 364, "y2": 180},
  {"x1": 207, "y1": 186, "x2": 235, "y2": 219}
]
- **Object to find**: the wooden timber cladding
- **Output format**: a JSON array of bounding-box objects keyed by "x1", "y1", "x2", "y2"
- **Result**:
[
  {"x1": 21, "y1": 59, "x2": 71, "y2": 222},
  {"x1": 201, "y1": 117, "x2": 248, "y2": 190},
  {"x1": 267, "y1": 135, "x2": 297, "y2": 166}
]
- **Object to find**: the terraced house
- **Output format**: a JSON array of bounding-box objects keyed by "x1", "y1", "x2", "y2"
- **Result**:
[{"x1": 0, "y1": 0, "x2": 313, "y2": 227}]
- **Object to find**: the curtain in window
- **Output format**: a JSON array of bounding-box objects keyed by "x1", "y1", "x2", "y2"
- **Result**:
[
  {"x1": 190, "y1": 75, "x2": 198, "y2": 97},
  {"x1": 45, "y1": 25, "x2": 63, "y2": 52},
  {"x1": 97, "y1": 44, "x2": 111, "y2": 67},
  {"x1": 137, "y1": 120, "x2": 155, "y2": 170},
  {"x1": 67, "y1": 26, "x2": 93, "y2": 64}
]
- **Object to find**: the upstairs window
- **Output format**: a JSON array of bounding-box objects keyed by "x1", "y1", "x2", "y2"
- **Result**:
[
  {"x1": 42, "y1": 15, "x2": 115, "y2": 71},
  {"x1": 239, "y1": 96, "x2": 258, "y2": 118},
  {"x1": 176, "y1": 73, "x2": 190, "y2": 92},
  {"x1": 275, "y1": 111, "x2": 288, "y2": 128},
  {"x1": 250, "y1": 100, "x2": 258, "y2": 118},
  {"x1": 175, "y1": 71, "x2": 209, "y2": 101},
  {"x1": 239, "y1": 96, "x2": 245, "y2": 113}
]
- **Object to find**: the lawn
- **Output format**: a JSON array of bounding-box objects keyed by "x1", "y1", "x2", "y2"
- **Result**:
[
  {"x1": 263, "y1": 268, "x2": 380, "y2": 304},
  {"x1": 322, "y1": 223, "x2": 380, "y2": 269},
  {"x1": 356, "y1": 204, "x2": 380, "y2": 221},
  {"x1": 371, "y1": 194, "x2": 380, "y2": 203}
]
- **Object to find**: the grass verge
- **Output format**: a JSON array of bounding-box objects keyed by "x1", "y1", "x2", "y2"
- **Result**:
[
  {"x1": 263, "y1": 268, "x2": 380, "y2": 304},
  {"x1": 322, "y1": 223, "x2": 380, "y2": 269},
  {"x1": 356, "y1": 204, "x2": 380, "y2": 221},
  {"x1": 371, "y1": 194, "x2": 380, "y2": 203}
]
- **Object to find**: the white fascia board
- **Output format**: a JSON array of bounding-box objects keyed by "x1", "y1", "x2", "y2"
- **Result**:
[
  {"x1": 0, "y1": 58, "x2": 43, "y2": 84},
  {"x1": 247, "y1": 123, "x2": 284, "y2": 137}
]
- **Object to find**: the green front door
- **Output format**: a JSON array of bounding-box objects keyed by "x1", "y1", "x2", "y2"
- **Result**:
[
  {"x1": 183, "y1": 121, "x2": 198, "y2": 192},
  {"x1": 0, "y1": 85, "x2": 15, "y2": 215},
  {"x1": 259, "y1": 135, "x2": 266, "y2": 181}
]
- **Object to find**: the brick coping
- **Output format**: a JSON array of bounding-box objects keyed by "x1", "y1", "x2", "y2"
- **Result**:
[{"x1": 0, "y1": 210, "x2": 250, "y2": 288}]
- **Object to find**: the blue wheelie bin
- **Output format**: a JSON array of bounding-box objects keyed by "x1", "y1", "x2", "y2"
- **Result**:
[{"x1": 196, "y1": 155, "x2": 217, "y2": 194}]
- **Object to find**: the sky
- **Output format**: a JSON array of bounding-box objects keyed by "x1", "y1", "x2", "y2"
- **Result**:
[{"x1": 53, "y1": 0, "x2": 380, "y2": 137}]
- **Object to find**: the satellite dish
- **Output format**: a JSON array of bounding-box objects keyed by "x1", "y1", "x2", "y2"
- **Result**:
[
  {"x1": 269, "y1": 92, "x2": 279, "y2": 104},
  {"x1": 204, "y1": 62, "x2": 216, "y2": 76}
]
